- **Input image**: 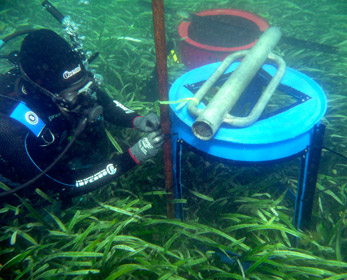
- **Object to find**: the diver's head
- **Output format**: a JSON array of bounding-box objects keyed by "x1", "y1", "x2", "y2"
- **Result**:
[{"x1": 19, "y1": 29, "x2": 96, "y2": 112}]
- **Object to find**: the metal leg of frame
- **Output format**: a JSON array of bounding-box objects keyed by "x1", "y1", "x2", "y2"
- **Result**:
[
  {"x1": 294, "y1": 124, "x2": 325, "y2": 231},
  {"x1": 171, "y1": 135, "x2": 184, "y2": 220}
]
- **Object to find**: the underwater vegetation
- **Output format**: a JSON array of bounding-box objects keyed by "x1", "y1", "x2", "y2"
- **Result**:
[
  {"x1": 0, "y1": 0, "x2": 346, "y2": 279},
  {"x1": 1, "y1": 186, "x2": 347, "y2": 279}
]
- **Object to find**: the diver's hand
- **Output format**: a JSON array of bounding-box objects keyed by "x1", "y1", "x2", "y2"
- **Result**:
[
  {"x1": 129, "y1": 130, "x2": 164, "y2": 164},
  {"x1": 134, "y1": 113, "x2": 160, "y2": 132}
]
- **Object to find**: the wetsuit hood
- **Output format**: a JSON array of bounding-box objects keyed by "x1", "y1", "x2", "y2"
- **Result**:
[{"x1": 19, "y1": 29, "x2": 87, "y2": 95}]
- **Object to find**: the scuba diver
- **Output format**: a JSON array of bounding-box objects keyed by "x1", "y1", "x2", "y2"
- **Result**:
[{"x1": 0, "y1": 29, "x2": 164, "y2": 204}]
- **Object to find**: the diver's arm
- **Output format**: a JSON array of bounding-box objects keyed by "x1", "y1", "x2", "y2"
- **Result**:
[
  {"x1": 57, "y1": 151, "x2": 137, "y2": 197},
  {"x1": 96, "y1": 88, "x2": 161, "y2": 133},
  {"x1": 55, "y1": 131, "x2": 163, "y2": 197},
  {"x1": 0, "y1": 115, "x2": 162, "y2": 201},
  {"x1": 96, "y1": 88, "x2": 140, "y2": 128}
]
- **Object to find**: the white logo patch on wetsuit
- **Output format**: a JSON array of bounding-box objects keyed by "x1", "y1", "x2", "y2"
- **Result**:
[
  {"x1": 113, "y1": 100, "x2": 134, "y2": 114},
  {"x1": 75, "y1": 163, "x2": 117, "y2": 187},
  {"x1": 63, "y1": 64, "x2": 81, "y2": 80},
  {"x1": 25, "y1": 111, "x2": 39, "y2": 125}
]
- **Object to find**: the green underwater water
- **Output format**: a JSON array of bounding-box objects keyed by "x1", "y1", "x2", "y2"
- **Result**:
[{"x1": 0, "y1": 0, "x2": 346, "y2": 279}]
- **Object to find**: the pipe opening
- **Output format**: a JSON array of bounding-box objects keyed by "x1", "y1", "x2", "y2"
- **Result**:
[{"x1": 192, "y1": 121, "x2": 214, "y2": 140}]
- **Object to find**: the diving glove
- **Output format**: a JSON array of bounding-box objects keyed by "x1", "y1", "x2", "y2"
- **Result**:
[
  {"x1": 134, "y1": 113, "x2": 160, "y2": 132},
  {"x1": 129, "y1": 130, "x2": 164, "y2": 164}
]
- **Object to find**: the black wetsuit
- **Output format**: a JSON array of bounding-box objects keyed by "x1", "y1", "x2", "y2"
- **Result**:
[{"x1": 0, "y1": 69, "x2": 140, "y2": 202}]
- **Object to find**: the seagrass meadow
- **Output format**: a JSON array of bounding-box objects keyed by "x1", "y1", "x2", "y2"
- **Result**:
[{"x1": 0, "y1": 0, "x2": 347, "y2": 279}]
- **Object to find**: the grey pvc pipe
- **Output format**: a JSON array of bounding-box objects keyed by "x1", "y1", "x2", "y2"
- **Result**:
[{"x1": 188, "y1": 27, "x2": 284, "y2": 140}]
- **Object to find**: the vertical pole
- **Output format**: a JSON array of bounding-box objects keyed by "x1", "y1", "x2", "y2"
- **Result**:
[{"x1": 152, "y1": 0, "x2": 175, "y2": 218}]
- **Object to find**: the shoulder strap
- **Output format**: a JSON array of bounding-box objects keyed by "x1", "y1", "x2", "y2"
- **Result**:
[{"x1": 9, "y1": 101, "x2": 46, "y2": 137}]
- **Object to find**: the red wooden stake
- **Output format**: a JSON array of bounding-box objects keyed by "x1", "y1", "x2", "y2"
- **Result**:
[{"x1": 152, "y1": 0, "x2": 174, "y2": 218}]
